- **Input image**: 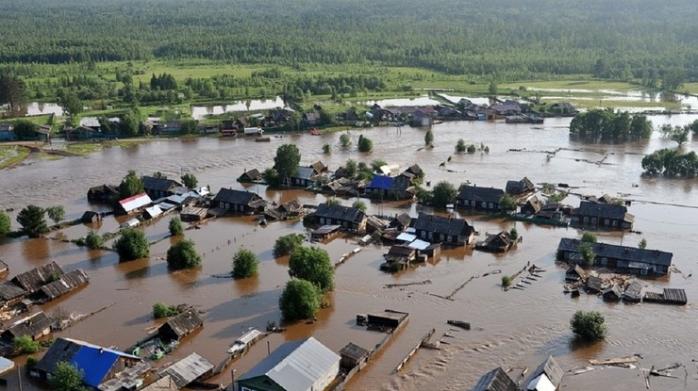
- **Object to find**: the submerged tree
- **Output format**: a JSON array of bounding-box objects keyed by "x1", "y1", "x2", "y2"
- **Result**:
[
  {"x1": 166, "y1": 239, "x2": 202, "y2": 269},
  {"x1": 273, "y1": 144, "x2": 301, "y2": 181},
  {"x1": 288, "y1": 246, "x2": 334, "y2": 291},
  {"x1": 232, "y1": 249, "x2": 259, "y2": 278},
  {"x1": 17, "y1": 205, "x2": 48, "y2": 237},
  {"x1": 570, "y1": 310, "x2": 606, "y2": 341},
  {"x1": 114, "y1": 228, "x2": 149, "y2": 261},
  {"x1": 119, "y1": 170, "x2": 144, "y2": 198},
  {"x1": 279, "y1": 279, "x2": 321, "y2": 321}
]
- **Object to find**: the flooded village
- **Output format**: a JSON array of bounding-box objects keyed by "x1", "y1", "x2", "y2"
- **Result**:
[{"x1": 1, "y1": 99, "x2": 698, "y2": 391}]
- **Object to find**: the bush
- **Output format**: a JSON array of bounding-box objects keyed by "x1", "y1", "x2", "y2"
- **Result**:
[
  {"x1": 455, "y1": 139, "x2": 466, "y2": 153},
  {"x1": 322, "y1": 144, "x2": 331, "y2": 154},
  {"x1": 181, "y1": 173, "x2": 198, "y2": 188},
  {"x1": 119, "y1": 170, "x2": 144, "y2": 198},
  {"x1": 14, "y1": 335, "x2": 40, "y2": 354},
  {"x1": 638, "y1": 238, "x2": 647, "y2": 249},
  {"x1": 352, "y1": 199, "x2": 367, "y2": 212},
  {"x1": 344, "y1": 159, "x2": 357, "y2": 178},
  {"x1": 501, "y1": 275, "x2": 512, "y2": 287},
  {"x1": 509, "y1": 227, "x2": 518, "y2": 240},
  {"x1": 578, "y1": 242, "x2": 595, "y2": 267},
  {"x1": 46, "y1": 206, "x2": 65, "y2": 224},
  {"x1": 26, "y1": 356, "x2": 38, "y2": 368},
  {"x1": 17, "y1": 205, "x2": 48, "y2": 237},
  {"x1": 570, "y1": 310, "x2": 606, "y2": 341},
  {"x1": 114, "y1": 229, "x2": 150, "y2": 261},
  {"x1": 273, "y1": 233, "x2": 305, "y2": 257},
  {"x1": 370, "y1": 159, "x2": 386, "y2": 172},
  {"x1": 289, "y1": 246, "x2": 334, "y2": 291},
  {"x1": 153, "y1": 303, "x2": 179, "y2": 318},
  {"x1": 357, "y1": 134, "x2": 372, "y2": 152},
  {"x1": 499, "y1": 194, "x2": 517, "y2": 212},
  {"x1": 581, "y1": 232, "x2": 597, "y2": 243},
  {"x1": 50, "y1": 361, "x2": 86, "y2": 391},
  {"x1": 0, "y1": 211, "x2": 10, "y2": 236},
  {"x1": 263, "y1": 168, "x2": 282, "y2": 187},
  {"x1": 166, "y1": 239, "x2": 202, "y2": 270},
  {"x1": 232, "y1": 249, "x2": 259, "y2": 278},
  {"x1": 431, "y1": 181, "x2": 456, "y2": 208},
  {"x1": 84, "y1": 231, "x2": 103, "y2": 249},
  {"x1": 279, "y1": 279, "x2": 321, "y2": 321},
  {"x1": 339, "y1": 133, "x2": 351, "y2": 148},
  {"x1": 169, "y1": 217, "x2": 183, "y2": 236},
  {"x1": 466, "y1": 144, "x2": 476, "y2": 154},
  {"x1": 425, "y1": 129, "x2": 434, "y2": 145}
]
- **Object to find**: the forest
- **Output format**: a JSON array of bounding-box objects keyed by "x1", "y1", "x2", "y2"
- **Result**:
[{"x1": 1, "y1": 0, "x2": 698, "y2": 81}]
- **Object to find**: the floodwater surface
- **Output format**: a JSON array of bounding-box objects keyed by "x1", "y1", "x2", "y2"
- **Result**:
[{"x1": 1, "y1": 116, "x2": 698, "y2": 390}]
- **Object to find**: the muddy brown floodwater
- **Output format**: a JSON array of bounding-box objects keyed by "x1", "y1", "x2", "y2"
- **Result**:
[{"x1": 1, "y1": 116, "x2": 698, "y2": 391}]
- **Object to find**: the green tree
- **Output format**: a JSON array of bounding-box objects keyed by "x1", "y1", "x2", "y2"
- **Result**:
[
  {"x1": 289, "y1": 246, "x2": 334, "y2": 291},
  {"x1": 153, "y1": 303, "x2": 179, "y2": 318},
  {"x1": 357, "y1": 135, "x2": 373, "y2": 152},
  {"x1": 339, "y1": 133, "x2": 351, "y2": 148},
  {"x1": 570, "y1": 310, "x2": 606, "y2": 341},
  {"x1": 578, "y1": 242, "x2": 595, "y2": 267},
  {"x1": 84, "y1": 231, "x2": 104, "y2": 249},
  {"x1": 114, "y1": 228, "x2": 149, "y2": 261},
  {"x1": 638, "y1": 238, "x2": 647, "y2": 249},
  {"x1": 263, "y1": 168, "x2": 282, "y2": 187},
  {"x1": 499, "y1": 194, "x2": 517, "y2": 212},
  {"x1": 488, "y1": 80, "x2": 498, "y2": 95},
  {"x1": 118, "y1": 170, "x2": 144, "y2": 198},
  {"x1": 688, "y1": 120, "x2": 698, "y2": 135},
  {"x1": 273, "y1": 233, "x2": 305, "y2": 257},
  {"x1": 273, "y1": 144, "x2": 301, "y2": 180},
  {"x1": 431, "y1": 181, "x2": 456, "y2": 208},
  {"x1": 424, "y1": 129, "x2": 434, "y2": 146},
  {"x1": 0, "y1": 211, "x2": 10, "y2": 237},
  {"x1": 0, "y1": 73, "x2": 26, "y2": 113},
  {"x1": 120, "y1": 109, "x2": 141, "y2": 137},
  {"x1": 466, "y1": 144, "x2": 477, "y2": 153},
  {"x1": 370, "y1": 159, "x2": 387, "y2": 172},
  {"x1": 509, "y1": 227, "x2": 518, "y2": 240},
  {"x1": 501, "y1": 275, "x2": 512, "y2": 287},
  {"x1": 60, "y1": 93, "x2": 83, "y2": 118},
  {"x1": 166, "y1": 239, "x2": 202, "y2": 269},
  {"x1": 12, "y1": 120, "x2": 38, "y2": 140},
  {"x1": 455, "y1": 139, "x2": 466, "y2": 153},
  {"x1": 169, "y1": 217, "x2": 183, "y2": 236},
  {"x1": 49, "y1": 361, "x2": 86, "y2": 391},
  {"x1": 581, "y1": 232, "x2": 597, "y2": 243},
  {"x1": 322, "y1": 144, "x2": 331, "y2": 154},
  {"x1": 232, "y1": 249, "x2": 259, "y2": 278},
  {"x1": 181, "y1": 173, "x2": 198, "y2": 189},
  {"x1": 344, "y1": 159, "x2": 357, "y2": 178},
  {"x1": 14, "y1": 335, "x2": 40, "y2": 354},
  {"x1": 46, "y1": 206, "x2": 65, "y2": 224},
  {"x1": 352, "y1": 199, "x2": 367, "y2": 212},
  {"x1": 279, "y1": 279, "x2": 321, "y2": 321},
  {"x1": 17, "y1": 205, "x2": 48, "y2": 237}
]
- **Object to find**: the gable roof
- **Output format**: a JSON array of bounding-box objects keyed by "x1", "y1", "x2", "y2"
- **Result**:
[
  {"x1": 524, "y1": 356, "x2": 564, "y2": 389},
  {"x1": 38, "y1": 269, "x2": 89, "y2": 301},
  {"x1": 158, "y1": 308, "x2": 203, "y2": 340},
  {"x1": 458, "y1": 185, "x2": 505, "y2": 203},
  {"x1": 315, "y1": 203, "x2": 365, "y2": 224},
  {"x1": 557, "y1": 238, "x2": 673, "y2": 267},
  {"x1": 574, "y1": 201, "x2": 631, "y2": 221},
  {"x1": 472, "y1": 367, "x2": 518, "y2": 391},
  {"x1": 142, "y1": 176, "x2": 182, "y2": 192},
  {"x1": 0, "y1": 281, "x2": 27, "y2": 302},
  {"x1": 506, "y1": 177, "x2": 535, "y2": 194},
  {"x1": 1, "y1": 311, "x2": 51, "y2": 339},
  {"x1": 213, "y1": 188, "x2": 262, "y2": 206},
  {"x1": 161, "y1": 353, "x2": 214, "y2": 388},
  {"x1": 12, "y1": 262, "x2": 64, "y2": 293},
  {"x1": 293, "y1": 166, "x2": 317, "y2": 181},
  {"x1": 414, "y1": 213, "x2": 473, "y2": 237},
  {"x1": 238, "y1": 337, "x2": 340, "y2": 391},
  {"x1": 118, "y1": 193, "x2": 153, "y2": 213}
]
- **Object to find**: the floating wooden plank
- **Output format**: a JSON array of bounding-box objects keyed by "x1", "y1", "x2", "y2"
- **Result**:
[{"x1": 589, "y1": 356, "x2": 640, "y2": 366}]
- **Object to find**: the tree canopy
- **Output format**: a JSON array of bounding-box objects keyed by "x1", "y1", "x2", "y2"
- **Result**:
[
  {"x1": 273, "y1": 233, "x2": 305, "y2": 257},
  {"x1": 273, "y1": 144, "x2": 301, "y2": 180},
  {"x1": 571, "y1": 310, "x2": 607, "y2": 341},
  {"x1": 279, "y1": 279, "x2": 321, "y2": 321},
  {"x1": 114, "y1": 228, "x2": 149, "y2": 261},
  {"x1": 570, "y1": 109, "x2": 653, "y2": 141},
  {"x1": 16, "y1": 205, "x2": 48, "y2": 237},
  {"x1": 232, "y1": 249, "x2": 259, "y2": 278},
  {"x1": 431, "y1": 181, "x2": 457, "y2": 208},
  {"x1": 166, "y1": 239, "x2": 202, "y2": 269},
  {"x1": 118, "y1": 170, "x2": 144, "y2": 198},
  {"x1": 288, "y1": 246, "x2": 334, "y2": 291}
]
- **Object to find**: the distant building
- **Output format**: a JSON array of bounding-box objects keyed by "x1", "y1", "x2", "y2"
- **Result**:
[
  {"x1": 142, "y1": 176, "x2": 184, "y2": 199},
  {"x1": 413, "y1": 213, "x2": 474, "y2": 245},
  {"x1": 237, "y1": 337, "x2": 340, "y2": 391},
  {"x1": 213, "y1": 188, "x2": 265, "y2": 214},
  {"x1": 571, "y1": 201, "x2": 634, "y2": 230},
  {"x1": 238, "y1": 169, "x2": 263, "y2": 183},
  {"x1": 556, "y1": 238, "x2": 673, "y2": 276},
  {"x1": 456, "y1": 185, "x2": 505, "y2": 211}
]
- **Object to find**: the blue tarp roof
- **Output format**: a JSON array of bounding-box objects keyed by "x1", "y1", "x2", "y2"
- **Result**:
[
  {"x1": 368, "y1": 175, "x2": 394, "y2": 190},
  {"x1": 71, "y1": 345, "x2": 121, "y2": 387}
]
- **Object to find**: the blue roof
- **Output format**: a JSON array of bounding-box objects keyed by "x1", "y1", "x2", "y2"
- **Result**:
[
  {"x1": 368, "y1": 175, "x2": 394, "y2": 190},
  {"x1": 71, "y1": 345, "x2": 121, "y2": 387}
]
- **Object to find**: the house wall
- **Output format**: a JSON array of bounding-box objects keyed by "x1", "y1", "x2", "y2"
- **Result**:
[{"x1": 457, "y1": 199, "x2": 500, "y2": 211}]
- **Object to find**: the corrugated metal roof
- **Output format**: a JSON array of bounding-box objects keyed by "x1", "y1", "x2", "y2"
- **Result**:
[
  {"x1": 72, "y1": 345, "x2": 121, "y2": 387},
  {"x1": 526, "y1": 374, "x2": 555, "y2": 391},
  {"x1": 396, "y1": 232, "x2": 417, "y2": 242},
  {"x1": 161, "y1": 352, "x2": 213, "y2": 388},
  {"x1": 145, "y1": 205, "x2": 163, "y2": 219},
  {"x1": 407, "y1": 239, "x2": 430, "y2": 251},
  {"x1": 119, "y1": 193, "x2": 152, "y2": 213},
  {"x1": 239, "y1": 337, "x2": 340, "y2": 391}
]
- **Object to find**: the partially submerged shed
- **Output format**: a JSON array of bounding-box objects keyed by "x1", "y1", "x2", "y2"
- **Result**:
[
  {"x1": 0, "y1": 281, "x2": 27, "y2": 309},
  {"x1": 1, "y1": 311, "x2": 51, "y2": 342},
  {"x1": 524, "y1": 355, "x2": 563, "y2": 391},
  {"x1": 471, "y1": 367, "x2": 518, "y2": 391},
  {"x1": 160, "y1": 352, "x2": 214, "y2": 388},
  {"x1": 37, "y1": 269, "x2": 89, "y2": 302},
  {"x1": 340, "y1": 342, "x2": 370, "y2": 370},
  {"x1": 157, "y1": 308, "x2": 204, "y2": 342},
  {"x1": 12, "y1": 262, "x2": 64, "y2": 293}
]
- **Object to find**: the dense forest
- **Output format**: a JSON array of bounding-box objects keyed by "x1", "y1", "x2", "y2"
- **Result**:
[{"x1": 1, "y1": 0, "x2": 698, "y2": 80}]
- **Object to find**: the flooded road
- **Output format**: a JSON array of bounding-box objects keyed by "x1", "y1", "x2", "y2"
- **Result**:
[{"x1": 1, "y1": 116, "x2": 698, "y2": 390}]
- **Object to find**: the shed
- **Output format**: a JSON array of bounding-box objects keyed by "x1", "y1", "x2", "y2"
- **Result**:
[
  {"x1": 622, "y1": 281, "x2": 643, "y2": 303},
  {"x1": 384, "y1": 245, "x2": 416, "y2": 263},
  {"x1": 157, "y1": 308, "x2": 203, "y2": 342},
  {"x1": 311, "y1": 225, "x2": 341, "y2": 242},
  {"x1": 81, "y1": 211, "x2": 102, "y2": 224},
  {"x1": 0, "y1": 281, "x2": 27, "y2": 309},
  {"x1": 339, "y1": 342, "x2": 369, "y2": 370},
  {"x1": 524, "y1": 356, "x2": 563, "y2": 390},
  {"x1": 1, "y1": 311, "x2": 52, "y2": 342},
  {"x1": 471, "y1": 367, "x2": 518, "y2": 391},
  {"x1": 140, "y1": 375, "x2": 178, "y2": 391},
  {"x1": 161, "y1": 352, "x2": 214, "y2": 388},
  {"x1": 12, "y1": 262, "x2": 64, "y2": 293},
  {"x1": 181, "y1": 206, "x2": 208, "y2": 222},
  {"x1": 585, "y1": 276, "x2": 603, "y2": 294},
  {"x1": 238, "y1": 169, "x2": 263, "y2": 183},
  {"x1": 144, "y1": 205, "x2": 163, "y2": 219},
  {"x1": 37, "y1": 269, "x2": 89, "y2": 302},
  {"x1": 602, "y1": 285, "x2": 623, "y2": 302},
  {"x1": 117, "y1": 193, "x2": 153, "y2": 214},
  {"x1": 366, "y1": 311, "x2": 407, "y2": 330}
]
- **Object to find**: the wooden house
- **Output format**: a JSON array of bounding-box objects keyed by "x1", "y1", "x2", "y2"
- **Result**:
[
  {"x1": 238, "y1": 168, "x2": 263, "y2": 183},
  {"x1": 1, "y1": 311, "x2": 52, "y2": 342},
  {"x1": 12, "y1": 262, "x2": 64, "y2": 294},
  {"x1": 339, "y1": 343, "x2": 369, "y2": 370},
  {"x1": 556, "y1": 238, "x2": 672, "y2": 276},
  {"x1": 571, "y1": 201, "x2": 634, "y2": 230},
  {"x1": 213, "y1": 188, "x2": 265, "y2": 214},
  {"x1": 313, "y1": 203, "x2": 367, "y2": 233},
  {"x1": 36, "y1": 269, "x2": 89, "y2": 303},
  {"x1": 475, "y1": 232, "x2": 517, "y2": 253},
  {"x1": 156, "y1": 308, "x2": 203, "y2": 342},
  {"x1": 414, "y1": 213, "x2": 474, "y2": 246},
  {"x1": 505, "y1": 177, "x2": 535, "y2": 195},
  {"x1": 365, "y1": 175, "x2": 414, "y2": 200},
  {"x1": 142, "y1": 176, "x2": 184, "y2": 199},
  {"x1": 457, "y1": 185, "x2": 505, "y2": 211},
  {"x1": 471, "y1": 367, "x2": 518, "y2": 391}
]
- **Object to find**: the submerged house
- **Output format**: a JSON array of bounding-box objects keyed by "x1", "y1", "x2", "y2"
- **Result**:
[
  {"x1": 471, "y1": 367, "x2": 517, "y2": 391},
  {"x1": 213, "y1": 188, "x2": 266, "y2": 214},
  {"x1": 142, "y1": 176, "x2": 184, "y2": 199},
  {"x1": 365, "y1": 175, "x2": 414, "y2": 200},
  {"x1": 570, "y1": 201, "x2": 634, "y2": 230},
  {"x1": 156, "y1": 308, "x2": 204, "y2": 342},
  {"x1": 288, "y1": 166, "x2": 320, "y2": 188},
  {"x1": 160, "y1": 352, "x2": 214, "y2": 389},
  {"x1": 12, "y1": 262, "x2": 64, "y2": 294},
  {"x1": 0, "y1": 311, "x2": 52, "y2": 342},
  {"x1": 556, "y1": 238, "x2": 673, "y2": 276},
  {"x1": 414, "y1": 213, "x2": 475, "y2": 246},
  {"x1": 238, "y1": 169, "x2": 263, "y2": 183},
  {"x1": 476, "y1": 232, "x2": 517, "y2": 253},
  {"x1": 30, "y1": 337, "x2": 142, "y2": 389},
  {"x1": 117, "y1": 193, "x2": 153, "y2": 215},
  {"x1": 36, "y1": 269, "x2": 89, "y2": 302},
  {"x1": 313, "y1": 203, "x2": 367, "y2": 232},
  {"x1": 505, "y1": 177, "x2": 535, "y2": 195},
  {"x1": 236, "y1": 337, "x2": 340, "y2": 391},
  {"x1": 0, "y1": 282, "x2": 27, "y2": 310},
  {"x1": 523, "y1": 355, "x2": 564, "y2": 391},
  {"x1": 457, "y1": 185, "x2": 505, "y2": 211}
]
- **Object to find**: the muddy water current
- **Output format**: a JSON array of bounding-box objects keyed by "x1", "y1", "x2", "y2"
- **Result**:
[{"x1": 1, "y1": 116, "x2": 698, "y2": 390}]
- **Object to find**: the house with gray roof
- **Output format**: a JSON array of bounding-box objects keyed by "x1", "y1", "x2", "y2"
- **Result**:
[
  {"x1": 556, "y1": 238, "x2": 673, "y2": 276},
  {"x1": 571, "y1": 200, "x2": 634, "y2": 230},
  {"x1": 313, "y1": 203, "x2": 367, "y2": 232},
  {"x1": 414, "y1": 213, "x2": 474, "y2": 246},
  {"x1": 142, "y1": 176, "x2": 183, "y2": 199},
  {"x1": 237, "y1": 337, "x2": 340, "y2": 391},
  {"x1": 471, "y1": 367, "x2": 517, "y2": 391},
  {"x1": 213, "y1": 188, "x2": 266, "y2": 214},
  {"x1": 457, "y1": 185, "x2": 505, "y2": 211}
]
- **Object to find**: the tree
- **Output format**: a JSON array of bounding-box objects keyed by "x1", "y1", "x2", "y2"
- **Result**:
[
  {"x1": 431, "y1": 181, "x2": 456, "y2": 208},
  {"x1": 17, "y1": 205, "x2": 48, "y2": 237},
  {"x1": 509, "y1": 227, "x2": 518, "y2": 240},
  {"x1": 119, "y1": 170, "x2": 144, "y2": 198},
  {"x1": 46, "y1": 206, "x2": 65, "y2": 224},
  {"x1": 322, "y1": 144, "x2": 331, "y2": 154},
  {"x1": 581, "y1": 232, "x2": 597, "y2": 243},
  {"x1": 370, "y1": 159, "x2": 386, "y2": 172},
  {"x1": 120, "y1": 109, "x2": 141, "y2": 137},
  {"x1": 49, "y1": 361, "x2": 86, "y2": 391},
  {"x1": 181, "y1": 173, "x2": 198, "y2": 189},
  {"x1": 488, "y1": 80, "x2": 498, "y2": 95},
  {"x1": 661, "y1": 125, "x2": 689, "y2": 146},
  {"x1": 688, "y1": 120, "x2": 698, "y2": 135},
  {"x1": 14, "y1": 335, "x2": 40, "y2": 354},
  {"x1": 166, "y1": 239, "x2": 202, "y2": 269},
  {"x1": 0, "y1": 211, "x2": 10, "y2": 237},
  {"x1": 12, "y1": 120, "x2": 38, "y2": 140},
  {"x1": 169, "y1": 217, "x2": 183, "y2": 236},
  {"x1": 456, "y1": 139, "x2": 466, "y2": 153},
  {"x1": 263, "y1": 168, "x2": 282, "y2": 187},
  {"x1": 273, "y1": 144, "x2": 301, "y2": 180},
  {"x1": 84, "y1": 231, "x2": 104, "y2": 249},
  {"x1": 499, "y1": 194, "x2": 517, "y2": 212},
  {"x1": 357, "y1": 135, "x2": 373, "y2": 152},
  {"x1": 638, "y1": 238, "x2": 647, "y2": 249},
  {"x1": 501, "y1": 275, "x2": 512, "y2": 287},
  {"x1": 0, "y1": 73, "x2": 26, "y2": 113},
  {"x1": 279, "y1": 279, "x2": 321, "y2": 321},
  {"x1": 232, "y1": 249, "x2": 259, "y2": 278},
  {"x1": 60, "y1": 93, "x2": 83, "y2": 118},
  {"x1": 153, "y1": 303, "x2": 179, "y2": 318},
  {"x1": 424, "y1": 129, "x2": 434, "y2": 146},
  {"x1": 352, "y1": 199, "x2": 367, "y2": 212},
  {"x1": 289, "y1": 246, "x2": 334, "y2": 291},
  {"x1": 578, "y1": 242, "x2": 595, "y2": 267},
  {"x1": 273, "y1": 233, "x2": 305, "y2": 257},
  {"x1": 467, "y1": 144, "x2": 477, "y2": 153},
  {"x1": 344, "y1": 159, "x2": 357, "y2": 178},
  {"x1": 114, "y1": 228, "x2": 149, "y2": 261},
  {"x1": 570, "y1": 310, "x2": 606, "y2": 341},
  {"x1": 339, "y1": 133, "x2": 351, "y2": 148}
]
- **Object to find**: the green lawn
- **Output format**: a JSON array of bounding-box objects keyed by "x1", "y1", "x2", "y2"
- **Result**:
[{"x1": 0, "y1": 145, "x2": 31, "y2": 169}]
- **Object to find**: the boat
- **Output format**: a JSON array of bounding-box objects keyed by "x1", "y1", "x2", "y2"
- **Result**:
[{"x1": 228, "y1": 328, "x2": 263, "y2": 356}]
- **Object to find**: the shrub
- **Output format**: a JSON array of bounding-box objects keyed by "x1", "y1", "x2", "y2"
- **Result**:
[
  {"x1": 153, "y1": 303, "x2": 179, "y2": 318},
  {"x1": 17, "y1": 205, "x2": 48, "y2": 237},
  {"x1": 431, "y1": 181, "x2": 456, "y2": 208},
  {"x1": 499, "y1": 194, "x2": 517, "y2": 212},
  {"x1": 14, "y1": 335, "x2": 40, "y2": 354},
  {"x1": 114, "y1": 229, "x2": 150, "y2": 261},
  {"x1": 579, "y1": 242, "x2": 595, "y2": 267},
  {"x1": 166, "y1": 239, "x2": 202, "y2": 270},
  {"x1": 509, "y1": 227, "x2": 518, "y2": 240},
  {"x1": 370, "y1": 159, "x2": 386, "y2": 172},
  {"x1": 638, "y1": 238, "x2": 647, "y2": 249},
  {"x1": 357, "y1": 134, "x2": 373, "y2": 152},
  {"x1": 46, "y1": 206, "x2": 65, "y2": 224},
  {"x1": 26, "y1": 356, "x2": 38, "y2": 368},
  {"x1": 169, "y1": 217, "x2": 183, "y2": 236},
  {"x1": 466, "y1": 144, "x2": 476, "y2": 153},
  {"x1": 570, "y1": 310, "x2": 606, "y2": 341},
  {"x1": 232, "y1": 249, "x2": 259, "y2": 278},
  {"x1": 289, "y1": 246, "x2": 334, "y2": 291},
  {"x1": 279, "y1": 279, "x2": 321, "y2": 321},
  {"x1": 352, "y1": 199, "x2": 367, "y2": 212},
  {"x1": 455, "y1": 139, "x2": 466, "y2": 153},
  {"x1": 273, "y1": 233, "x2": 305, "y2": 257},
  {"x1": 425, "y1": 129, "x2": 434, "y2": 145},
  {"x1": 322, "y1": 144, "x2": 331, "y2": 154},
  {"x1": 84, "y1": 231, "x2": 104, "y2": 249},
  {"x1": 49, "y1": 361, "x2": 86, "y2": 391},
  {"x1": 339, "y1": 133, "x2": 351, "y2": 148},
  {"x1": 181, "y1": 173, "x2": 198, "y2": 188},
  {"x1": 119, "y1": 170, "x2": 144, "y2": 198},
  {"x1": 263, "y1": 168, "x2": 282, "y2": 187},
  {"x1": 344, "y1": 159, "x2": 357, "y2": 178},
  {"x1": 501, "y1": 276, "x2": 512, "y2": 287},
  {"x1": 581, "y1": 232, "x2": 597, "y2": 243},
  {"x1": 0, "y1": 211, "x2": 10, "y2": 236}
]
